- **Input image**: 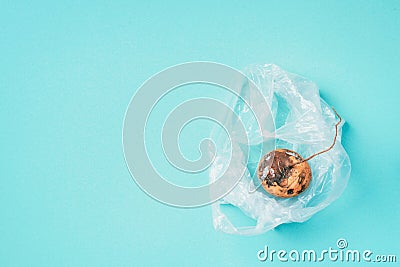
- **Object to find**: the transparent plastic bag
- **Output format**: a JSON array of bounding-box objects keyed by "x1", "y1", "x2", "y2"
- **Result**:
[{"x1": 209, "y1": 64, "x2": 351, "y2": 235}]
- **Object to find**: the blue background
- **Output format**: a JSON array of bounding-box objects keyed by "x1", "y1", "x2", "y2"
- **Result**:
[{"x1": 1, "y1": 1, "x2": 399, "y2": 266}]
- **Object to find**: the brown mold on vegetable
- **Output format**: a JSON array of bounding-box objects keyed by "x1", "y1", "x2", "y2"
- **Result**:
[{"x1": 257, "y1": 107, "x2": 342, "y2": 198}]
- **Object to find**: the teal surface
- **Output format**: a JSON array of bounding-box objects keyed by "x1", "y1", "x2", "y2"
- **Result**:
[{"x1": 1, "y1": 1, "x2": 399, "y2": 266}]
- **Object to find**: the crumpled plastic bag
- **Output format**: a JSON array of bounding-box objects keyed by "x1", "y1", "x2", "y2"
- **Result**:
[{"x1": 209, "y1": 64, "x2": 351, "y2": 235}]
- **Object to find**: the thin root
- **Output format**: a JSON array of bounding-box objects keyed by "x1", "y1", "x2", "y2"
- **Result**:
[{"x1": 289, "y1": 107, "x2": 342, "y2": 168}]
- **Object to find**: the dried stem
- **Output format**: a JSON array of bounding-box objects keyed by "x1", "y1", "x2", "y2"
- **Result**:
[{"x1": 289, "y1": 107, "x2": 342, "y2": 168}]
